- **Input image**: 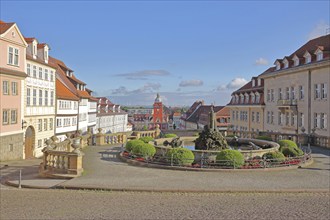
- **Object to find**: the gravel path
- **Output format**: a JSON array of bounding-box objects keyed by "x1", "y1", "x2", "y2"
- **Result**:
[
  {"x1": 1, "y1": 188, "x2": 329, "y2": 220},
  {"x1": 60, "y1": 145, "x2": 330, "y2": 191}
]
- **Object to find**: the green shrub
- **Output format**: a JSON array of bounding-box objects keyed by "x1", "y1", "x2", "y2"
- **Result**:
[
  {"x1": 164, "y1": 133, "x2": 178, "y2": 138},
  {"x1": 132, "y1": 143, "x2": 156, "y2": 159},
  {"x1": 125, "y1": 139, "x2": 144, "y2": 152},
  {"x1": 216, "y1": 149, "x2": 245, "y2": 168},
  {"x1": 166, "y1": 148, "x2": 195, "y2": 166},
  {"x1": 139, "y1": 136, "x2": 154, "y2": 143},
  {"x1": 263, "y1": 151, "x2": 285, "y2": 161},
  {"x1": 280, "y1": 146, "x2": 304, "y2": 157},
  {"x1": 256, "y1": 136, "x2": 273, "y2": 141},
  {"x1": 278, "y1": 140, "x2": 298, "y2": 148}
]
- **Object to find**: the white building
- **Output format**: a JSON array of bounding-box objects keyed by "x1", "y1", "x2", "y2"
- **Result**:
[
  {"x1": 96, "y1": 97, "x2": 128, "y2": 133},
  {"x1": 23, "y1": 38, "x2": 56, "y2": 158}
]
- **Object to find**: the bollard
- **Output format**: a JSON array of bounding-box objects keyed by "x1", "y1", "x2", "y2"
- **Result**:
[{"x1": 18, "y1": 169, "x2": 22, "y2": 189}]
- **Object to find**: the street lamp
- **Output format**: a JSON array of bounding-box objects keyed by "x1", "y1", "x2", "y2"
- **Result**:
[{"x1": 21, "y1": 120, "x2": 27, "y2": 130}]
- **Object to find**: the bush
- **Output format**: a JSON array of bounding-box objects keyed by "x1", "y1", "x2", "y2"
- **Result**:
[
  {"x1": 256, "y1": 136, "x2": 273, "y2": 141},
  {"x1": 164, "y1": 133, "x2": 178, "y2": 138},
  {"x1": 139, "y1": 136, "x2": 154, "y2": 143},
  {"x1": 125, "y1": 139, "x2": 144, "y2": 152},
  {"x1": 278, "y1": 140, "x2": 298, "y2": 148},
  {"x1": 280, "y1": 146, "x2": 304, "y2": 157},
  {"x1": 263, "y1": 151, "x2": 285, "y2": 161},
  {"x1": 166, "y1": 148, "x2": 195, "y2": 166},
  {"x1": 216, "y1": 149, "x2": 245, "y2": 168},
  {"x1": 132, "y1": 143, "x2": 156, "y2": 159}
]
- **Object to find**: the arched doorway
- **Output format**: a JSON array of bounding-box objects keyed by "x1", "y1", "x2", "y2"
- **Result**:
[{"x1": 25, "y1": 126, "x2": 35, "y2": 159}]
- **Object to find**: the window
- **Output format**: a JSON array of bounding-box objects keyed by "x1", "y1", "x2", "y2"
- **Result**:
[
  {"x1": 44, "y1": 90, "x2": 48, "y2": 106},
  {"x1": 39, "y1": 90, "x2": 43, "y2": 105},
  {"x1": 251, "y1": 93, "x2": 255, "y2": 104},
  {"x1": 9, "y1": 144, "x2": 14, "y2": 152},
  {"x1": 315, "y1": 84, "x2": 321, "y2": 99},
  {"x1": 27, "y1": 64, "x2": 31, "y2": 76},
  {"x1": 278, "y1": 88, "x2": 282, "y2": 100},
  {"x1": 50, "y1": 71, "x2": 54, "y2": 82},
  {"x1": 8, "y1": 47, "x2": 19, "y2": 66},
  {"x1": 11, "y1": 82, "x2": 18, "y2": 95},
  {"x1": 44, "y1": 50, "x2": 48, "y2": 61},
  {"x1": 44, "y1": 119, "x2": 48, "y2": 131},
  {"x1": 72, "y1": 117, "x2": 77, "y2": 126},
  {"x1": 320, "y1": 113, "x2": 327, "y2": 129},
  {"x1": 33, "y1": 66, "x2": 37, "y2": 78},
  {"x1": 256, "y1": 93, "x2": 260, "y2": 103},
  {"x1": 39, "y1": 67, "x2": 43, "y2": 79},
  {"x1": 286, "y1": 87, "x2": 290, "y2": 99},
  {"x1": 256, "y1": 112, "x2": 260, "y2": 122},
  {"x1": 63, "y1": 118, "x2": 71, "y2": 127},
  {"x1": 271, "y1": 89, "x2": 274, "y2": 102},
  {"x1": 293, "y1": 57, "x2": 299, "y2": 66},
  {"x1": 10, "y1": 109, "x2": 17, "y2": 124},
  {"x1": 299, "y1": 113, "x2": 304, "y2": 127},
  {"x1": 26, "y1": 88, "x2": 31, "y2": 106},
  {"x1": 267, "y1": 111, "x2": 270, "y2": 124},
  {"x1": 291, "y1": 112, "x2": 295, "y2": 126},
  {"x1": 321, "y1": 83, "x2": 327, "y2": 99},
  {"x1": 38, "y1": 139, "x2": 42, "y2": 148},
  {"x1": 2, "y1": 109, "x2": 9, "y2": 125},
  {"x1": 285, "y1": 112, "x2": 289, "y2": 126},
  {"x1": 267, "y1": 90, "x2": 270, "y2": 101},
  {"x1": 45, "y1": 69, "x2": 48, "y2": 81},
  {"x1": 271, "y1": 111, "x2": 274, "y2": 124},
  {"x1": 50, "y1": 91, "x2": 54, "y2": 106},
  {"x1": 245, "y1": 94, "x2": 249, "y2": 104},
  {"x1": 283, "y1": 59, "x2": 288, "y2": 68},
  {"x1": 56, "y1": 118, "x2": 62, "y2": 127},
  {"x1": 3, "y1": 81, "x2": 9, "y2": 95},
  {"x1": 240, "y1": 95, "x2": 244, "y2": 104},
  {"x1": 317, "y1": 52, "x2": 323, "y2": 61},
  {"x1": 314, "y1": 113, "x2": 319, "y2": 128},
  {"x1": 38, "y1": 119, "x2": 42, "y2": 131},
  {"x1": 252, "y1": 112, "x2": 255, "y2": 122},
  {"x1": 49, "y1": 118, "x2": 53, "y2": 130},
  {"x1": 305, "y1": 54, "x2": 311, "y2": 64},
  {"x1": 276, "y1": 62, "x2": 281, "y2": 70},
  {"x1": 299, "y1": 86, "x2": 304, "y2": 100},
  {"x1": 290, "y1": 87, "x2": 295, "y2": 100},
  {"x1": 33, "y1": 89, "x2": 37, "y2": 105},
  {"x1": 278, "y1": 112, "x2": 282, "y2": 125}
]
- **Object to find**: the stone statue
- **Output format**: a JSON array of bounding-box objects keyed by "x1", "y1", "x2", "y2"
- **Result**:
[
  {"x1": 195, "y1": 106, "x2": 229, "y2": 150},
  {"x1": 163, "y1": 137, "x2": 183, "y2": 148}
]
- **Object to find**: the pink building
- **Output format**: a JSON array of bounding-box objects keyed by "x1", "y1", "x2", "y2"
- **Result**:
[{"x1": 0, "y1": 20, "x2": 28, "y2": 161}]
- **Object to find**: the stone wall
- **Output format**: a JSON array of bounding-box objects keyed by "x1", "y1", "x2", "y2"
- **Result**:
[{"x1": 0, "y1": 132, "x2": 24, "y2": 161}]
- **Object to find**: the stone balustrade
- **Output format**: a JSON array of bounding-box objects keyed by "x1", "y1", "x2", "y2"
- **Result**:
[
  {"x1": 94, "y1": 129, "x2": 128, "y2": 146},
  {"x1": 39, "y1": 136, "x2": 84, "y2": 178}
]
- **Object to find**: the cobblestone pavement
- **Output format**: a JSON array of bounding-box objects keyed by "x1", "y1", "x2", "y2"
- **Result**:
[
  {"x1": 1, "y1": 188, "x2": 329, "y2": 220},
  {"x1": 59, "y1": 145, "x2": 330, "y2": 192}
]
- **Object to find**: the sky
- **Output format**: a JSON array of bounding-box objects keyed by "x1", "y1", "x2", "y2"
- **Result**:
[{"x1": 1, "y1": 0, "x2": 329, "y2": 107}]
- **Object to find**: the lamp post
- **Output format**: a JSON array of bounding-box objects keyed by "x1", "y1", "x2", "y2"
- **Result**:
[{"x1": 21, "y1": 120, "x2": 27, "y2": 130}]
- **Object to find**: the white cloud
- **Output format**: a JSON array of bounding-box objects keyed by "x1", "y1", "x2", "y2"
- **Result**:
[
  {"x1": 255, "y1": 57, "x2": 269, "y2": 66},
  {"x1": 114, "y1": 70, "x2": 170, "y2": 80},
  {"x1": 217, "y1": 77, "x2": 248, "y2": 91},
  {"x1": 179, "y1": 80, "x2": 203, "y2": 87},
  {"x1": 308, "y1": 21, "x2": 330, "y2": 40},
  {"x1": 110, "y1": 83, "x2": 161, "y2": 95}
]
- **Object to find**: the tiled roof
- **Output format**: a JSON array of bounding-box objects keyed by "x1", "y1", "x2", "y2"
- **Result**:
[
  {"x1": 26, "y1": 54, "x2": 57, "y2": 69},
  {"x1": 24, "y1": 37, "x2": 36, "y2": 43},
  {"x1": 261, "y1": 34, "x2": 330, "y2": 76},
  {"x1": 77, "y1": 90, "x2": 91, "y2": 99},
  {"x1": 68, "y1": 74, "x2": 86, "y2": 85},
  {"x1": 37, "y1": 43, "x2": 47, "y2": 48},
  {"x1": 0, "y1": 20, "x2": 15, "y2": 35},
  {"x1": 0, "y1": 67, "x2": 27, "y2": 78},
  {"x1": 56, "y1": 79, "x2": 79, "y2": 101},
  {"x1": 186, "y1": 105, "x2": 224, "y2": 124}
]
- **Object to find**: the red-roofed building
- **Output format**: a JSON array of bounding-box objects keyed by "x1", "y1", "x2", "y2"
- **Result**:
[
  {"x1": 0, "y1": 20, "x2": 28, "y2": 161},
  {"x1": 95, "y1": 97, "x2": 128, "y2": 133},
  {"x1": 227, "y1": 76, "x2": 265, "y2": 138},
  {"x1": 259, "y1": 34, "x2": 329, "y2": 146}
]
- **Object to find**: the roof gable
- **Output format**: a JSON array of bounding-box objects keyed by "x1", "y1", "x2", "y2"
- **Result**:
[{"x1": 0, "y1": 21, "x2": 28, "y2": 47}]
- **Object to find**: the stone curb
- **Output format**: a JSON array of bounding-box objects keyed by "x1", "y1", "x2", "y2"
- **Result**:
[
  {"x1": 5, "y1": 180, "x2": 57, "y2": 189},
  {"x1": 118, "y1": 153, "x2": 314, "y2": 172}
]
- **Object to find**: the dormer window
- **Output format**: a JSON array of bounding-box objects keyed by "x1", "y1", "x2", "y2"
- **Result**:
[
  {"x1": 251, "y1": 93, "x2": 255, "y2": 104},
  {"x1": 257, "y1": 78, "x2": 261, "y2": 86},
  {"x1": 283, "y1": 59, "x2": 289, "y2": 69},
  {"x1": 275, "y1": 60, "x2": 281, "y2": 70},
  {"x1": 240, "y1": 94, "x2": 244, "y2": 104},
  {"x1": 304, "y1": 51, "x2": 311, "y2": 64},
  {"x1": 252, "y1": 79, "x2": 255, "y2": 87},
  {"x1": 245, "y1": 93, "x2": 249, "y2": 104},
  {"x1": 293, "y1": 55, "x2": 299, "y2": 66},
  {"x1": 255, "y1": 92, "x2": 260, "y2": 103},
  {"x1": 235, "y1": 94, "x2": 239, "y2": 103},
  {"x1": 44, "y1": 50, "x2": 48, "y2": 61},
  {"x1": 315, "y1": 48, "x2": 323, "y2": 61},
  {"x1": 66, "y1": 70, "x2": 70, "y2": 76}
]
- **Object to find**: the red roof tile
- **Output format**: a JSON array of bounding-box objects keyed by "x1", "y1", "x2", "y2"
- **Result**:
[
  {"x1": 0, "y1": 20, "x2": 15, "y2": 35},
  {"x1": 56, "y1": 79, "x2": 79, "y2": 101}
]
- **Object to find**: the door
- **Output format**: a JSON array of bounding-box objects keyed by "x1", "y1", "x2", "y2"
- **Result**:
[{"x1": 24, "y1": 126, "x2": 35, "y2": 159}]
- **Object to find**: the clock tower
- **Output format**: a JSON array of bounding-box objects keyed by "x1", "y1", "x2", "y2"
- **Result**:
[{"x1": 153, "y1": 93, "x2": 163, "y2": 125}]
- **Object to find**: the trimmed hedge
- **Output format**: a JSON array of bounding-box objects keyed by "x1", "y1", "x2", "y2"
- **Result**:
[
  {"x1": 139, "y1": 136, "x2": 154, "y2": 143},
  {"x1": 166, "y1": 148, "x2": 195, "y2": 166},
  {"x1": 256, "y1": 136, "x2": 273, "y2": 141},
  {"x1": 263, "y1": 151, "x2": 285, "y2": 161},
  {"x1": 216, "y1": 149, "x2": 245, "y2": 168},
  {"x1": 278, "y1": 140, "x2": 298, "y2": 148},
  {"x1": 164, "y1": 133, "x2": 178, "y2": 138},
  {"x1": 125, "y1": 139, "x2": 144, "y2": 152},
  {"x1": 132, "y1": 143, "x2": 156, "y2": 159}
]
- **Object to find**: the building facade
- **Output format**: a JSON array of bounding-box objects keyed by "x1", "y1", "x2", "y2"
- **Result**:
[
  {"x1": 23, "y1": 38, "x2": 56, "y2": 158},
  {"x1": 259, "y1": 34, "x2": 329, "y2": 146},
  {"x1": 0, "y1": 21, "x2": 27, "y2": 161},
  {"x1": 227, "y1": 77, "x2": 265, "y2": 138}
]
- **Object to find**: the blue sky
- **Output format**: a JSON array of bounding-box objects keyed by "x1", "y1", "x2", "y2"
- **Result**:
[{"x1": 1, "y1": 0, "x2": 329, "y2": 106}]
